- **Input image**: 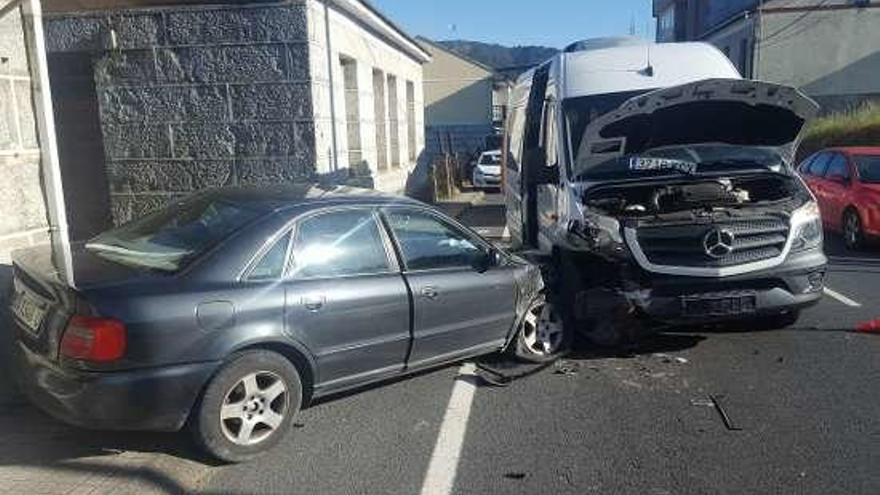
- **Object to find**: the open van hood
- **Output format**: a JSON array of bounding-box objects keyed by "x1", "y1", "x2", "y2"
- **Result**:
[{"x1": 572, "y1": 78, "x2": 819, "y2": 177}]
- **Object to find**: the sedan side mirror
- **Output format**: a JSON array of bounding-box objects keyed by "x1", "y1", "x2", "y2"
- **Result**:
[{"x1": 472, "y1": 250, "x2": 499, "y2": 273}]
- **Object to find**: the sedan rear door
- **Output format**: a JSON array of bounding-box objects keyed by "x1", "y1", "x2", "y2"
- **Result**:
[{"x1": 381, "y1": 207, "x2": 518, "y2": 368}]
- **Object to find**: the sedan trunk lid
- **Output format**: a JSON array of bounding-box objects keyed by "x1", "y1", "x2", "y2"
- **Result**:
[{"x1": 10, "y1": 243, "x2": 167, "y2": 362}]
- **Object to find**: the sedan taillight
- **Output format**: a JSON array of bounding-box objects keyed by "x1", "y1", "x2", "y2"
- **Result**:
[{"x1": 60, "y1": 316, "x2": 126, "y2": 362}]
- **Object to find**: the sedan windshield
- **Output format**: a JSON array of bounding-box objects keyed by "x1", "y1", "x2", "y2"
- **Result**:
[
  {"x1": 576, "y1": 144, "x2": 785, "y2": 181},
  {"x1": 855, "y1": 155, "x2": 880, "y2": 183},
  {"x1": 86, "y1": 195, "x2": 266, "y2": 272},
  {"x1": 479, "y1": 153, "x2": 501, "y2": 165}
]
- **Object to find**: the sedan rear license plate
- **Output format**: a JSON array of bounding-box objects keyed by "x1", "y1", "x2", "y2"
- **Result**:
[
  {"x1": 682, "y1": 294, "x2": 757, "y2": 317},
  {"x1": 12, "y1": 289, "x2": 47, "y2": 334}
]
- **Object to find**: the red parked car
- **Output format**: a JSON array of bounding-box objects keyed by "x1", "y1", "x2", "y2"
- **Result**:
[{"x1": 797, "y1": 147, "x2": 880, "y2": 250}]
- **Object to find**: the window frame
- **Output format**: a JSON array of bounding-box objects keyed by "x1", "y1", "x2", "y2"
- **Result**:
[
  {"x1": 239, "y1": 225, "x2": 295, "y2": 283},
  {"x1": 286, "y1": 206, "x2": 400, "y2": 282},
  {"x1": 379, "y1": 206, "x2": 504, "y2": 274}
]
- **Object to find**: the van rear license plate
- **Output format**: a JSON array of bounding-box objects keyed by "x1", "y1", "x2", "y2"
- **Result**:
[
  {"x1": 12, "y1": 290, "x2": 47, "y2": 334},
  {"x1": 682, "y1": 295, "x2": 757, "y2": 317}
]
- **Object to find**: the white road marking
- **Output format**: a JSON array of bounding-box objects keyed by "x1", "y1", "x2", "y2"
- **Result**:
[
  {"x1": 420, "y1": 363, "x2": 478, "y2": 495},
  {"x1": 823, "y1": 287, "x2": 862, "y2": 307}
]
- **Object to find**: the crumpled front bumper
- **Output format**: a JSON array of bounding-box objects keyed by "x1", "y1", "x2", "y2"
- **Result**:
[{"x1": 576, "y1": 247, "x2": 827, "y2": 325}]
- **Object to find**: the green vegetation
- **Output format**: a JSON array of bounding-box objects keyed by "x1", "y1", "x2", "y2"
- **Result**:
[{"x1": 798, "y1": 102, "x2": 880, "y2": 161}]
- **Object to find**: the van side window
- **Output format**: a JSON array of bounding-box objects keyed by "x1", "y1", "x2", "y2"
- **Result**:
[{"x1": 507, "y1": 102, "x2": 526, "y2": 171}]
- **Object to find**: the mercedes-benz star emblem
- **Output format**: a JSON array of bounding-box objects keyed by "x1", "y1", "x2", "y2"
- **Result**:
[{"x1": 703, "y1": 228, "x2": 735, "y2": 259}]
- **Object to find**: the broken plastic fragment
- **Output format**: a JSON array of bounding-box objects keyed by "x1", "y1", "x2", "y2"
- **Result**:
[{"x1": 856, "y1": 319, "x2": 880, "y2": 333}]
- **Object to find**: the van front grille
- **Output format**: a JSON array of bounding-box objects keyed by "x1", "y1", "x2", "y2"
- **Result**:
[{"x1": 634, "y1": 217, "x2": 790, "y2": 268}]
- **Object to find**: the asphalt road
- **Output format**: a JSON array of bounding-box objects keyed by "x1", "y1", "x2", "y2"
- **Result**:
[{"x1": 197, "y1": 193, "x2": 880, "y2": 495}]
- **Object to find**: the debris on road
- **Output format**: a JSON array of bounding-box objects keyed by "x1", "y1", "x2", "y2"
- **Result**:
[
  {"x1": 503, "y1": 472, "x2": 528, "y2": 480},
  {"x1": 690, "y1": 398, "x2": 714, "y2": 408},
  {"x1": 855, "y1": 319, "x2": 880, "y2": 334},
  {"x1": 710, "y1": 394, "x2": 742, "y2": 431},
  {"x1": 654, "y1": 353, "x2": 688, "y2": 364},
  {"x1": 553, "y1": 360, "x2": 581, "y2": 376}
]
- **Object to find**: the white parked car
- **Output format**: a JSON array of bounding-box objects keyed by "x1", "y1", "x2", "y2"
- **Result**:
[{"x1": 472, "y1": 150, "x2": 502, "y2": 189}]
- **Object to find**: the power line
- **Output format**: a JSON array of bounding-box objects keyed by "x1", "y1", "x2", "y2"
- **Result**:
[{"x1": 759, "y1": 0, "x2": 830, "y2": 43}]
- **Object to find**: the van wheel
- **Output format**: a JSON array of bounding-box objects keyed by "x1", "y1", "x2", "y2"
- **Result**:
[
  {"x1": 843, "y1": 209, "x2": 864, "y2": 250},
  {"x1": 512, "y1": 296, "x2": 571, "y2": 363},
  {"x1": 192, "y1": 350, "x2": 302, "y2": 463}
]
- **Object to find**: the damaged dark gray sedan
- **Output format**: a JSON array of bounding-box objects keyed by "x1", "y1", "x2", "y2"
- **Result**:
[{"x1": 10, "y1": 186, "x2": 554, "y2": 462}]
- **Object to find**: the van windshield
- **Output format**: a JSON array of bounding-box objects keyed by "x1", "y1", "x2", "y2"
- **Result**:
[{"x1": 563, "y1": 90, "x2": 652, "y2": 175}]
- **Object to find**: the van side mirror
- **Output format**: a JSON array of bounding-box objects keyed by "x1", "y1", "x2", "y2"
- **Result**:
[{"x1": 524, "y1": 148, "x2": 559, "y2": 184}]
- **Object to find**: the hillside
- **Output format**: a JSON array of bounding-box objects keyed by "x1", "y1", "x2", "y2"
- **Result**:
[{"x1": 435, "y1": 40, "x2": 558, "y2": 73}]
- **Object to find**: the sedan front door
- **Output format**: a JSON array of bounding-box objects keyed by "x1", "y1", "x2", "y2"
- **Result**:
[
  {"x1": 282, "y1": 208, "x2": 411, "y2": 392},
  {"x1": 382, "y1": 207, "x2": 518, "y2": 368}
]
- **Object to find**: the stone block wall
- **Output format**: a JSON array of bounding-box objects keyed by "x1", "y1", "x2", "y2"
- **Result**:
[
  {"x1": 45, "y1": 1, "x2": 316, "y2": 224},
  {"x1": 0, "y1": 9, "x2": 49, "y2": 263}
]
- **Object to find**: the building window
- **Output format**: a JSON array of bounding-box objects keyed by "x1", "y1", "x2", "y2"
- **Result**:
[
  {"x1": 387, "y1": 74, "x2": 400, "y2": 168},
  {"x1": 372, "y1": 69, "x2": 387, "y2": 171},
  {"x1": 406, "y1": 81, "x2": 416, "y2": 162},
  {"x1": 657, "y1": 4, "x2": 676, "y2": 42},
  {"x1": 340, "y1": 56, "x2": 361, "y2": 168}
]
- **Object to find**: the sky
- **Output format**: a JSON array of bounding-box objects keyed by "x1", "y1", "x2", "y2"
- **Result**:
[{"x1": 370, "y1": 0, "x2": 657, "y2": 49}]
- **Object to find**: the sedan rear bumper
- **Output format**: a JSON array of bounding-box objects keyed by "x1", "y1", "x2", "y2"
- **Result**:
[{"x1": 14, "y1": 343, "x2": 219, "y2": 432}]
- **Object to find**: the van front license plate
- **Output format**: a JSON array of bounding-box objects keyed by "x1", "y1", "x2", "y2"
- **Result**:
[
  {"x1": 12, "y1": 290, "x2": 47, "y2": 334},
  {"x1": 682, "y1": 294, "x2": 757, "y2": 317}
]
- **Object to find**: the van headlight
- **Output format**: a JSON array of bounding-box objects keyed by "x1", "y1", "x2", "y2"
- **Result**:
[{"x1": 791, "y1": 201, "x2": 823, "y2": 252}]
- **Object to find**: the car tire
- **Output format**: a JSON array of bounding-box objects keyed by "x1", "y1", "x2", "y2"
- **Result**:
[
  {"x1": 843, "y1": 209, "x2": 865, "y2": 251},
  {"x1": 511, "y1": 295, "x2": 571, "y2": 363},
  {"x1": 191, "y1": 350, "x2": 302, "y2": 463}
]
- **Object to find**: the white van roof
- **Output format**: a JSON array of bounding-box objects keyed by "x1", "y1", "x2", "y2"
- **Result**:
[{"x1": 533, "y1": 41, "x2": 742, "y2": 100}]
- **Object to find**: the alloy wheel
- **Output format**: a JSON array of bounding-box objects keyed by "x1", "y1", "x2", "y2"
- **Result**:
[
  {"x1": 845, "y1": 211, "x2": 862, "y2": 249},
  {"x1": 220, "y1": 371, "x2": 289, "y2": 446},
  {"x1": 522, "y1": 302, "x2": 564, "y2": 356}
]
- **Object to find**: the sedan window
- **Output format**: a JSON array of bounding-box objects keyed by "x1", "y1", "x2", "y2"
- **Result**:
[
  {"x1": 291, "y1": 210, "x2": 391, "y2": 279},
  {"x1": 824, "y1": 154, "x2": 850, "y2": 179},
  {"x1": 807, "y1": 153, "x2": 832, "y2": 177},
  {"x1": 247, "y1": 232, "x2": 291, "y2": 281},
  {"x1": 854, "y1": 155, "x2": 880, "y2": 183},
  {"x1": 385, "y1": 209, "x2": 484, "y2": 271}
]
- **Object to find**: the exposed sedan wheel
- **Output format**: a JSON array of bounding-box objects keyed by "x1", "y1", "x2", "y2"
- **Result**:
[
  {"x1": 843, "y1": 209, "x2": 865, "y2": 250},
  {"x1": 192, "y1": 350, "x2": 302, "y2": 463},
  {"x1": 512, "y1": 296, "x2": 570, "y2": 363}
]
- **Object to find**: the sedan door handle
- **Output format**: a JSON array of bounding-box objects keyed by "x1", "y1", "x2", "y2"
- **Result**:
[
  {"x1": 302, "y1": 294, "x2": 326, "y2": 311},
  {"x1": 420, "y1": 286, "x2": 439, "y2": 300}
]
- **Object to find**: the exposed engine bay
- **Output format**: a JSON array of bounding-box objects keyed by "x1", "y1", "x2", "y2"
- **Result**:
[{"x1": 582, "y1": 173, "x2": 809, "y2": 219}]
